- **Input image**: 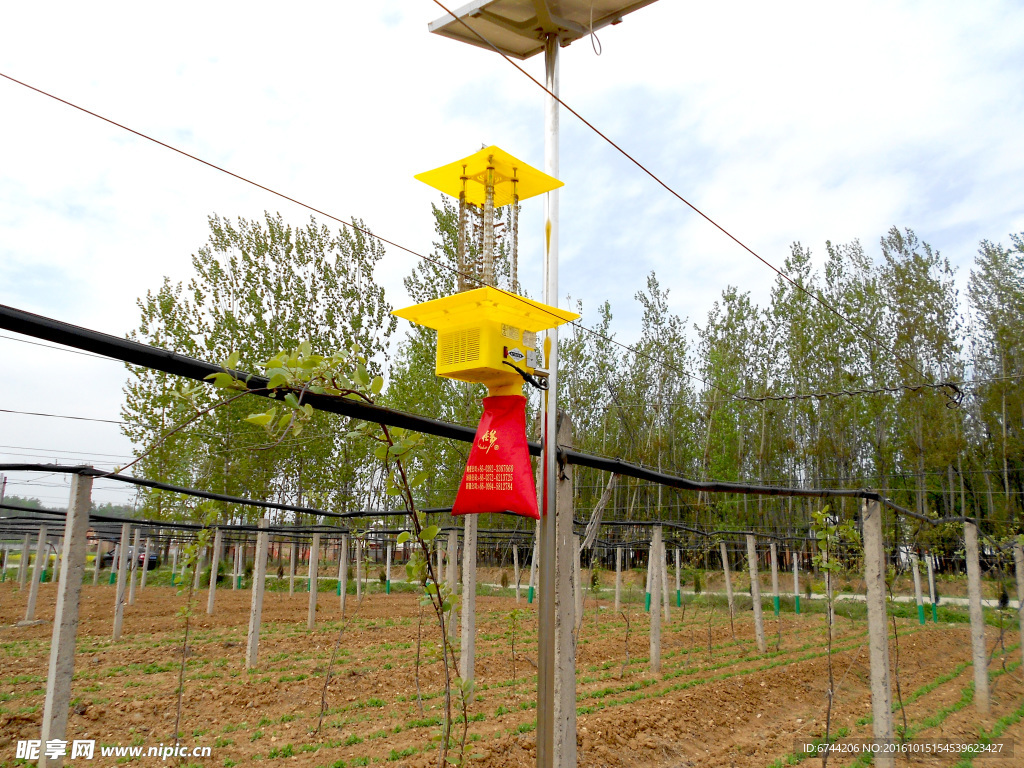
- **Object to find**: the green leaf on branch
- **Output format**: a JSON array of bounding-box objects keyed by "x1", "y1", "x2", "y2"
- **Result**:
[
  {"x1": 396, "y1": 531, "x2": 410, "y2": 545},
  {"x1": 266, "y1": 372, "x2": 289, "y2": 389},
  {"x1": 421, "y1": 525, "x2": 439, "y2": 542},
  {"x1": 204, "y1": 371, "x2": 238, "y2": 389},
  {"x1": 245, "y1": 408, "x2": 277, "y2": 427}
]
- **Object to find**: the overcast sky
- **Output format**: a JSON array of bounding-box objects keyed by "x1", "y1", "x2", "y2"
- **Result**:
[{"x1": 2, "y1": 1, "x2": 1023, "y2": 507}]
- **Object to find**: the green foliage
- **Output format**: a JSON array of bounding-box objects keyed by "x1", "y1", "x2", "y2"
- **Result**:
[{"x1": 122, "y1": 211, "x2": 395, "y2": 525}]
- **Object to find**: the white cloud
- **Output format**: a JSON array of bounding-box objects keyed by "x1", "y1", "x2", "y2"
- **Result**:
[{"x1": 1, "y1": 0, "x2": 1023, "y2": 504}]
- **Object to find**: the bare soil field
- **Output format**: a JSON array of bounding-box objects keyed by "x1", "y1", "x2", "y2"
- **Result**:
[{"x1": 0, "y1": 579, "x2": 1021, "y2": 768}]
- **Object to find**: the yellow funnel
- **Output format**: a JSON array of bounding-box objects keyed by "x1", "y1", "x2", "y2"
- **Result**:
[
  {"x1": 393, "y1": 286, "x2": 579, "y2": 393},
  {"x1": 415, "y1": 146, "x2": 562, "y2": 207}
]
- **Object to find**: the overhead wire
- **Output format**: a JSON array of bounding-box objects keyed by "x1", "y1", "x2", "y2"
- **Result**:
[
  {"x1": 0, "y1": 69, "x2": 740, "y2": 405},
  {"x1": 0, "y1": 69, "x2": 962, "y2": 409},
  {"x1": 426, "y1": 0, "x2": 957, "y2": 402}
]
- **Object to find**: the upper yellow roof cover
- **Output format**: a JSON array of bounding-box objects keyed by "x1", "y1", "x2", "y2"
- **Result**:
[
  {"x1": 392, "y1": 286, "x2": 579, "y2": 333},
  {"x1": 415, "y1": 146, "x2": 563, "y2": 207}
]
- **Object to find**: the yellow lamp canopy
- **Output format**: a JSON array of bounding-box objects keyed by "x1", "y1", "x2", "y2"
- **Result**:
[
  {"x1": 415, "y1": 146, "x2": 562, "y2": 208},
  {"x1": 393, "y1": 286, "x2": 579, "y2": 394}
]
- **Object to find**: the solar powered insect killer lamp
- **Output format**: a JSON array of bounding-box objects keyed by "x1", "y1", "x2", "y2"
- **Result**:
[{"x1": 393, "y1": 145, "x2": 578, "y2": 519}]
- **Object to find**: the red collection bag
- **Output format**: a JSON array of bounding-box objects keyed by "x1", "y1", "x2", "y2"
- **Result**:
[{"x1": 452, "y1": 395, "x2": 539, "y2": 519}]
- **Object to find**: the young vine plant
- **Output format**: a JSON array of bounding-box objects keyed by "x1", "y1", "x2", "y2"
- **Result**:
[{"x1": 182, "y1": 343, "x2": 471, "y2": 768}]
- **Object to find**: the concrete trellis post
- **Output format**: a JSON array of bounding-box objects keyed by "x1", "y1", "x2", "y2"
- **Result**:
[
  {"x1": 233, "y1": 542, "x2": 241, "y2": 590},
  {"x1": 747, "y1": 534, "x2": 766, "y2": 653},
  {"x1": 1014, "y1": 543, "x2": 1024, "y2": 673},
  {"x1": 925, "y1": 553, "x2": 938, "y2": 622},
  {"x1": 447, "y1": 531, "x2": 458, "y2": 640},
  {"x1": 553, "y1": 413, "x2": 576, "y2": 768},
  {"x1": 674, "y1": 548, "x2": 681, "y2": 608},
  {"x1": 385, "y1": 542, "x2": 392, "y2": 595},
  {"x1": 720, "y1": 541, "x2": 735, "y2": 636},
  {"x1": 19, "y1": 532, "x2": 31, "y2": 588},
  {"x1": 862, "y1": 500, "x2": 894, "y2": 768},
  {"x1": 659, "y1": 538, "x2": 671, "y2": 622},
  {"x1": 793, "y1": 550, "x2": 801, "y2": 614},
  {"x1": 461, "y1": 515, "x2": 479, "y2": 682},
  {"x1": 308, "y1": 533, "x2": 320, "y2": 630},
  {"x1": 207, "y1": 528, "x2": 223, "y2": 616},
  {"x1": 644, "y1": 541, "x2": 653, "y2": 613},
  {"x1": 289, "y1": 541, "x2": 297, "y2": 595},
  {"x1": 649, "y1": 525, "x2": 663, "y2": 674},
  {"x1": 128, "y1": 528, "x2": 141, "y2": 606},
  {"x1": 24, "y1": 525, "x2": 48, "y2": 623},
  {"x1": 964, "y1": 521, "x2": 990, "y2": 715},
  {"x1": 170, "y1": 544, "x2": 179, "y2": 587},
  {"x1": 39, "y1": 474, "x2": 92, "y2": 768},
  {"x1": 513, "y1": 544, "x2": 520, "y2": 602},
  {"x1": 355, "y1": 538, "x2": 363, "y2": 601},
  {"x1": 52, "y1": 539, "x2": 63, "y2": 585},
  {"x1": 528, "y1": 535, "x2": 539, "y2": 604},
  {"x1": 245, "y1": 518, "x2": 270, "y2": 669},
  {"x1": 140, "y1": 538, "x2": 152, "y2": 590},
  {"x1": 573, "y1": 534, "x2": 582, "y2": 626},
  {"x1": 769, "y1": 542, "x2": 780, "y2": 616},
  {"x1": 910, "y1": 554, "x2": 925, "y2": 625},
  {"x1": 436, "y1": 540, "x2": 443, "y2": 594},
  {"x1": 92, "y1": 540, "x2": 102, "y2": 586},
  {"x1": 339, "y1": 534, "x2": 349, "y2": 616},
  {"x1": 112, "y1": 524, "x2": 131, "y2": 640},
  {"x1": 191, "y1": 545, "x2": 205, "y2": 592},
  {"x1": 614, "y1": 547, "x2": 622, "y2": 614}
]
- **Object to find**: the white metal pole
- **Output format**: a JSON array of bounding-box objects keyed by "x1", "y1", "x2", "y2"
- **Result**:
[{"x1": 537, "y1": 33, "x2": 560, "y2": 768}]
